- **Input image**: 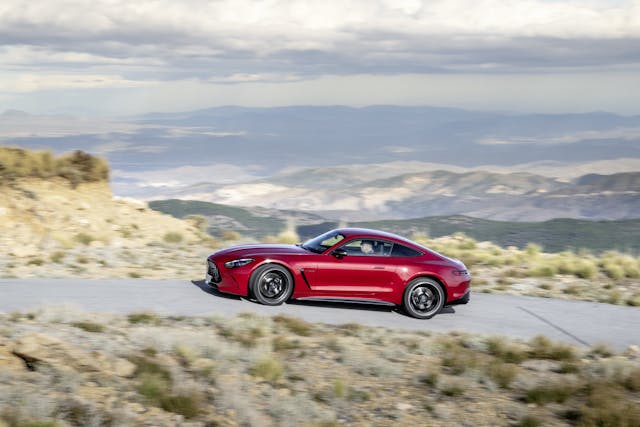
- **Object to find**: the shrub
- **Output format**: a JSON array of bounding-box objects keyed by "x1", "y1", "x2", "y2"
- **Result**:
[
  {"x1": 440, "y1": 382, "x2": 465, "y2": 397},
  {"x1": 528, "y1": 263, "x2": 557, "y2": 277},
  {"x1": 0, "y1": 147, "x2": 109, "y2": 185},
  {"x1": 517, "y1": 415, "x2": 542, "y2": 427},
  {"x1": 163, "y1": 232, "x2": 183, "y2": 244},
  {"x1": 273, "y1": 315, "x2": 313, "y2": 336},
  {"x1": 71, "y1": 321, "x2": 105, "y2": 333},
  {"x1": 488, "y1": 362, "x2": 518, "y2": 389},
  {"x1": 624, "y1": 368, "x2": 640, "y2": 392},
  {"x1": 626, "y1": 293, "x2": 640, "y2": 307},
  {"x1": 525, "y1": 382, "x2": 574, "y2": 404},
  {"x1": 577, "y1": 383, "x2": 640, "y2": 427},
  {"x1": 221, "y1": 230, "x2": 241, "y2": 241},
  {"x1": 419, "y1": 372, "x2": 439, "y2": 388},
  {"x1": 27, "y1": 258, "x2": 44, "y2": 266},
  {"x1": 127, "y1": 312, "x2": 160, "y2": 325},
  {"x1": 50, "y1": 251, "x2": 66, "y2": 263},
  {"x1": 159, "y1": 394, "x2": 201, "y2": 419},
  {"x1": 74, "y1": 233, "x2": 94, "y2": 246},
  {"x1": 440, "y1": 340, "x2": 478, "y2": 375},
  {"x1": 574, "y1": 259, "x2": 598, "y2": 280},
  {"x1": 528, "y1": 336, "x2": 576, "y2": 361},
  {"x1": 525, "y1": 243, "x2": 542, "y2": 257},
  {"x1": 273, "y1": 335, "x2": 301, "y2": 352},
  {"x1": 250, "y1": 356, "x2": 283, "y2": 382}
]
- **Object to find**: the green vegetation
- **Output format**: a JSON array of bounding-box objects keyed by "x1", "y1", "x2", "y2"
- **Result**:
[
  {"x1": 273, "y1": 314, "x2": 313, "y2": 336},
  {"x1": 0, "y1": 146, "x2": 109, "y2": 187},
  {"x1": 74, "y1": 233, "x2": 95, "y2": 246},
  {"x1": 411, "y1": 233, "x2": 640, "y2": 285},
  {"x1": 250, "y1": 356, "x2": 283, "y2": 382},
  {"x1": 149, "y1": 199, "x2": 285, "y2": 238},
  {"x1": 130, "y1": 355, "x2": 202, "y2": 418},
  {"x1": 71, "y1": 321, "x2": 105, "y2": 333},
  {"x1": 162, "y1": 231, "x2": 183, "y2": 244},
  {"x1": 127, "y1": 312, "x2": 161, "y2": 325}
]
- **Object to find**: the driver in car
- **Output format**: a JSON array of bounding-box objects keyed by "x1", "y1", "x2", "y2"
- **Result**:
[{"x1": 360, "y1": 240, "x2": 374, "y2": 255}]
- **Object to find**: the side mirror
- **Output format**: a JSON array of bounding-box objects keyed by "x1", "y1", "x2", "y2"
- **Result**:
[{"x1": 332, "y1": 248, "x2": 348, "y2": 259}]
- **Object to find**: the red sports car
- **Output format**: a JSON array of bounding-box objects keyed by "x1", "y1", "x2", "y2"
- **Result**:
[{"x1": 205, "y1": 228, "x2": 470, "y2": 319}]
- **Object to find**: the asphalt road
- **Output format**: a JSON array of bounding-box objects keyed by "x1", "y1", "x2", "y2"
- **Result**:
[{"x1": 0, "y1": 279, "x2": 638, "y2": 351}]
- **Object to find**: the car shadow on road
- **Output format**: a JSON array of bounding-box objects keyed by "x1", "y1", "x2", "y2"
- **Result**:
[
  {"x1": 288, "y1": 299, "x2": 455, "y2": 317},
  {"x1": 190, "y1": 280, "x2": 455, "y2": 317},
  {"x1": 190, "y1": 280, "x2": 243, "y2": 300}
]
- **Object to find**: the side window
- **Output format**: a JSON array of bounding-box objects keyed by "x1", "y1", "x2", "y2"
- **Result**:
[
  {"x1": 391, "y1": 244, "x2": 422, "y2": 257},
  {"x1": 340, "y1": 239, "x2": 393, "y2": 256}
]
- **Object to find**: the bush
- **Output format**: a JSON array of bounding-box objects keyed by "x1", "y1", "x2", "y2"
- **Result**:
[
  {"x1": 163, "y1": 232, "x2": 183, "y2": 244},
  {"x1": 250, "y1": 356, "x2": 283, "y2": 382},
  {"x1": 220, "y1": 230, "x2": 241, "y2": 241},
  {"x1": 528, "y1": 336, "x2": 576, "y2": 361},
  {"x1": 127, "y1": 312, "x2": 160, "y2": 325},
  {"x1": 577, "y1": 383, "x2": 640, "y2": 427},
  {"x1": 74, "y1": 233, "x2": 95, "y2": 246},
  {"x1": 525, "y1": 383, "x2": 574, "y2": 404},
  {"x1": 159, "y1": 394, "x2": 202, "y2": 419},
  {"x1": 273, "y1": 315, "x2": 313, "y2": 336},
  {"x1": 71, "y1": 321, "x2": 105, "y2": 333},
  {"x1": 50, "y1": 251, "x2": 66, "y2": 263},
  {"x1": 0, "y1": 147, "x2": 109, "y2": 185},
  {"x1": 488, "y1": 362, "x2": 518, "y2": 389},
  {"x1": 517, "y1": 415, "x2": 542, "y2": 427}
]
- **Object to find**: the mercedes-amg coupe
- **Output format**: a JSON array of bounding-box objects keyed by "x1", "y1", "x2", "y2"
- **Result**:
[{"x1": 205, "y1": 228, "x2": 470, "y2": 319}]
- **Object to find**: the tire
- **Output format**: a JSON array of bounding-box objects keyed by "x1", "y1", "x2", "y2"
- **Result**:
[
  {"x1": 250, "y1": 264, "x2": 294, "y2": 306},
  {"x1": 403, "y1": 277, "x2": 445, "y2": 319}
]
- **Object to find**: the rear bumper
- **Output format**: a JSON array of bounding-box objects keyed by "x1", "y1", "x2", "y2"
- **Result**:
[{"x1": 447, "y1": 289, "x2": 470, "y2": 306}]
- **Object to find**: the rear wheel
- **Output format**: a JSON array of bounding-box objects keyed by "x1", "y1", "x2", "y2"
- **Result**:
[
  {"x1": 250, "y1": 264, "x2": 294, "y2": 306},
  {"x1": 403, "y1": 278, "x2": 445, "y2": 319}
]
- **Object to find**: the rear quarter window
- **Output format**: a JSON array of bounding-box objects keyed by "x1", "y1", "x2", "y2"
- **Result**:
[{"x1": 391, "y1": 244, "x2": 422, "y2": 257}]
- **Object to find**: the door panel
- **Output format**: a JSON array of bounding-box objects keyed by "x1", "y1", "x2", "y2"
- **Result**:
[{"x1": 311, "y1": 255, "x2": 396, "y2": 294}]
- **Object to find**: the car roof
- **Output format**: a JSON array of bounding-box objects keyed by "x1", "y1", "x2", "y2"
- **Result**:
[{"x1": 334, "y1": 228, "x2": 416, "y2": 245}]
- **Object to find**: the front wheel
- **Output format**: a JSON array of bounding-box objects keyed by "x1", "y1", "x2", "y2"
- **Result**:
[
  {"x1": 403, "y1": 278, "x2": 445, "y2": 319},
  {"x1": 250, "y1": 264, "x2": 294, "y2": 306}
]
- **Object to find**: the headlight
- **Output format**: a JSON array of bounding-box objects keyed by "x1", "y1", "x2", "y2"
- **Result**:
[
  {"x1": 224, "y1": 258, "x2": 254, "y2": 268},
  {"x1": 452, "y1": 269, "x2": 469, "y2": 276}
]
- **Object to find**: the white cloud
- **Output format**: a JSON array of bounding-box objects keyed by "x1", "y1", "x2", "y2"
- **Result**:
[{"x1": 1, "y1": 1, "x2": 639, "y2": 113}]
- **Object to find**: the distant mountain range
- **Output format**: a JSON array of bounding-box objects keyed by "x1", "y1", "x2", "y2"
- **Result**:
[
  {"x1": 3, "y1": 105, "x2": 638, "y2": 221},
  {"x1": 149, "y1": 199, "x2": 640, "y2": 253},
  {"x1": 2, "y1": 105, "x2": 639, "y2": 188},
  {"x1": 149, "y1": 169, "x2": 640, "y2": 221}
]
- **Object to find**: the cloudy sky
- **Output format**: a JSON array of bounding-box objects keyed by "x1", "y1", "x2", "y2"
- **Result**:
[{"x1": 1, "y1": 0, "x2": 639, "y2": 115}]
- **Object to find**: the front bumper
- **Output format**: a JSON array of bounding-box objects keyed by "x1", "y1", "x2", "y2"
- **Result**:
[
  {"x1": 205, "y1": 259, "x2": 221, "y2": 285},
  {"x1": 205, "y1": 257, "x2": 247, "y2": 295},
  {"x1": 447, "y1": 289, "x2": 471, "y2": 306}
]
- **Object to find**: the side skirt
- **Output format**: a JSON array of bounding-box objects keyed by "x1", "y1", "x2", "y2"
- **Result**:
[{"x1": 295, "y1": 297, "x2": 396, "y2": 307}]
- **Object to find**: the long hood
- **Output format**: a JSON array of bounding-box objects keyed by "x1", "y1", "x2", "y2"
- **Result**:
[{"x1": 212, "y1": 244, "x2": 308, "y2": 258}]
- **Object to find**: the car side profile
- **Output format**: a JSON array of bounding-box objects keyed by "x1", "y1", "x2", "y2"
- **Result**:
[{"x1": 205, "y1": 228, "x2": 470, "y2": 319}]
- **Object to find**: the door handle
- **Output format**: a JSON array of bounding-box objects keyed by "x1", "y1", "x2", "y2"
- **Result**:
[{"x1": 373, "y1": 266, "x2": 385, "y2": 270}]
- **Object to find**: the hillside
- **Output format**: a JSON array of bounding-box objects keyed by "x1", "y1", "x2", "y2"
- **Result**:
[
  {"x1": 0, "y1": 173, "x2": 212, "y2": 279},
  {"x1": 154, "y1": 168, "x2": 640, "y2": 222},
  {"x1": 148, "y1": 199, "x2": 640, "y2": 253},
  {"x1": 148, "y1": 199, "x2": 324, "y2": 239}
]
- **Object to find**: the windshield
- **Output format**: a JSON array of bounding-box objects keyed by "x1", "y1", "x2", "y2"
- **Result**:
[{"x1": 301, "y1": 231, "x2": 345, "y2": 254}]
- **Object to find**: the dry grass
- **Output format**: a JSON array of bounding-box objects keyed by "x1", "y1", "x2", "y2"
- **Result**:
[
  {"x1": 0, "y1": 146, "x2": 109, "y2": 186},
  {"x1": 1, "y1": 310, "x2": 639, "y2": 427}
]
